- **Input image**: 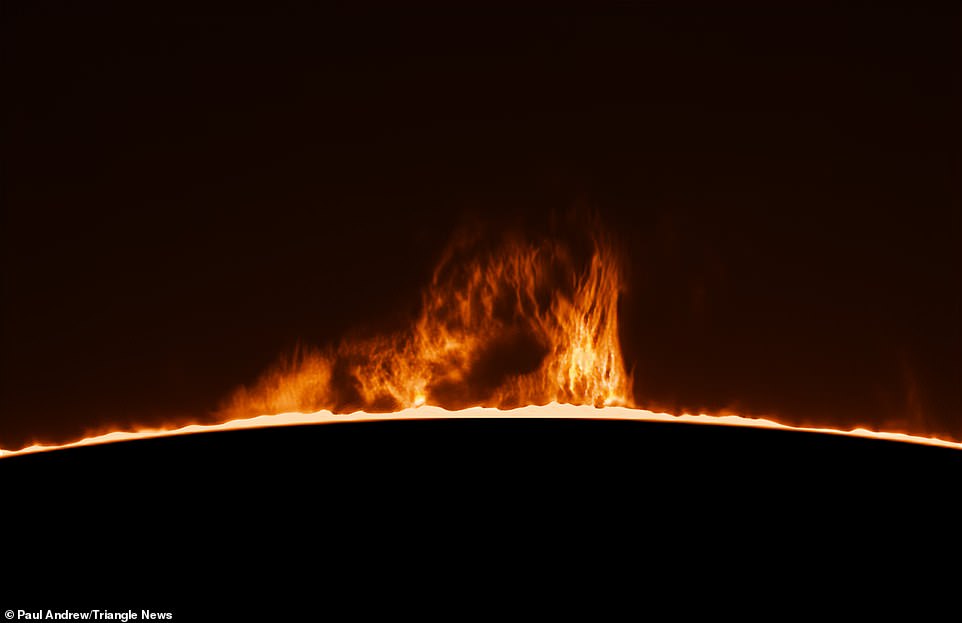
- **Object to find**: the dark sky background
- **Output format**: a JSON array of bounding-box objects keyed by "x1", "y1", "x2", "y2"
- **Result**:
[{"x1": 2, "y1": 2, "x2": 959, "y2": 449}]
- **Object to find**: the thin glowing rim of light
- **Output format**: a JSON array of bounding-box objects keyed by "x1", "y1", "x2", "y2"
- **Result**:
[{"x1": 1, "y1": 403, "x2": 960, "y2": 458}]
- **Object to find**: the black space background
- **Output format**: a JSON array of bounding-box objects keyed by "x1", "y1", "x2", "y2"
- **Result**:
[{"x1": 2, "y1": 2, "x2": 960, "y2": 448}]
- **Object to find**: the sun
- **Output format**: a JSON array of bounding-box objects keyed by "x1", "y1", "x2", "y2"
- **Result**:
[{"x1": 2, "y1": 222, "x2": 959, "y2": 458}]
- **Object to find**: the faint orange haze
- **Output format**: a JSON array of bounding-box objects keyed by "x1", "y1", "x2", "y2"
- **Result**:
[{"x1": 223, "y1": 222, "x2": 633, "y2": 419}]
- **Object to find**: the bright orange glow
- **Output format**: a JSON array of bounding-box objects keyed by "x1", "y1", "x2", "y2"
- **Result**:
[{"x1": 2, "y1": 404, "x2": 960, "y2": 458}]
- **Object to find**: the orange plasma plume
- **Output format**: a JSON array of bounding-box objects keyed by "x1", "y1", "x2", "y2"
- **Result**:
[{"x1": 223, "y1": 226, "x2": 632, "y2": 418}]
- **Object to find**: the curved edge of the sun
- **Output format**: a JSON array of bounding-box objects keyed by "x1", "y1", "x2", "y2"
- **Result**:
[{"x1": 2, "y1": 403, "x2": 960, "y2": 458}]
